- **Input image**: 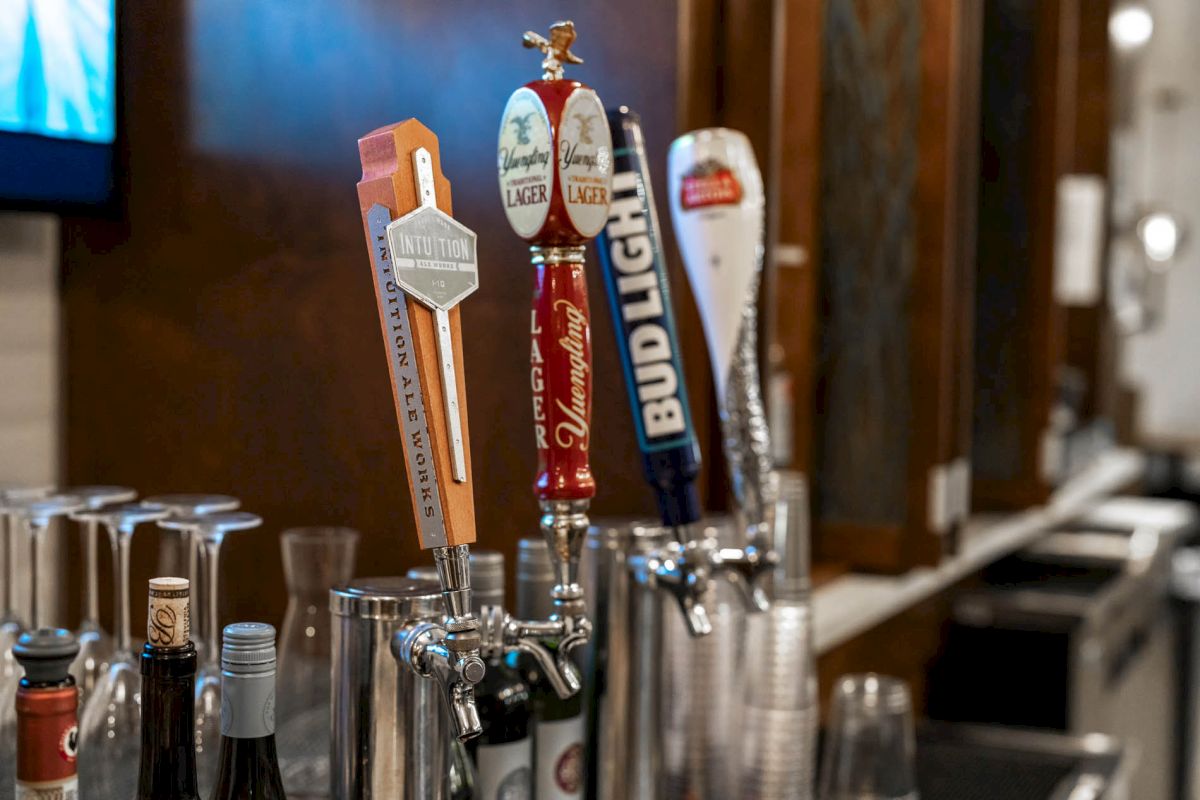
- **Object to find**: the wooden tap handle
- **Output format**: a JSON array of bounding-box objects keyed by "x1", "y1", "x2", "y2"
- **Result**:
[
  {"x1": 531, "y1": 254, "x2": 595, "y2": 502},
  {"x1": 356, "y1": 119, "x2": 476, "y2": 549}
]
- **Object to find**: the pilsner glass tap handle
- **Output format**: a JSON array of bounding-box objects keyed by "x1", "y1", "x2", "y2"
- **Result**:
[
  {"x1": 497, "y1": 21, "x2": 612, "y2": 671},
  {"x1": 668, "y1": 128, "x2": 780, "y2": 605},
  {"x1": 358, "y1": 119, "x2": 484, "y2": 740}
]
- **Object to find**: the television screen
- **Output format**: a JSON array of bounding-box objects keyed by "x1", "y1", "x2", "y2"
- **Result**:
[{"x1": 0, "y1": 0, "x2": 117, "y2": 209}]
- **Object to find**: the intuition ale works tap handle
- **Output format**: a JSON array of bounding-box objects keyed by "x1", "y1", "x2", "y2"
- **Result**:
[
  {"x1": 498, "y1": 20, "x2": 613, "y2": 599},
  {"x1": 357, "y1": 120, "x2": 478, "y2": 551}
]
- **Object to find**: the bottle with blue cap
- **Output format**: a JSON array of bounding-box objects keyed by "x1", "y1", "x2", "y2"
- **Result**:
[{"x1": 210, "y1": 622, "x2": 285, "y2": 799}]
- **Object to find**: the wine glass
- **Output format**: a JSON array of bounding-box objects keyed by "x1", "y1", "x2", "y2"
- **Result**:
[
  {"x1": 65, "y1": 485, "x2": 138, "y2": 701},
  {"x1": 159, "y1": 510, "x2": 262, "y2": 797},
  {"x1": 0, "y1": 487, "x2": 50, "y2": 682},
  {"x1": 0, "y1": 493, "x2": 83, "y2": 799},
  {"x1": 77, "y1": 502, "x2": 171, "y2": 799},
  {"x1": 143, "y1": 493, "x2": 240, "y2": 663}
]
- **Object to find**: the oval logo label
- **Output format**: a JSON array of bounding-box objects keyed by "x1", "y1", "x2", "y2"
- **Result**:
[
  {"x1": 557, "y1": 88, "x2": 612, "y2": 238},
  {"x1": 498, "y1": 87, "x2": 554, "y2": 239}
]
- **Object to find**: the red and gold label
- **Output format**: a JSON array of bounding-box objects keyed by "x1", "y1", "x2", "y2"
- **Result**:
[
  {"x1": 679, "y1": 158, "x2": 743, "y2": 210},
  {"x1": 530, "y1": 261, "x2": 595, "y2": 501},
  {"x1": 16, "y1": 686, "x2": 78, "y2": 799}
]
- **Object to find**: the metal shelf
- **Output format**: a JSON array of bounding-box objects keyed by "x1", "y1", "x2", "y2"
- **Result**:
[{"x1": 813, "y1": 449, "x2": 1148, "y2": 654}]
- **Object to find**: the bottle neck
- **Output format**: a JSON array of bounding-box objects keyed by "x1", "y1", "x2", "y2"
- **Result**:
[
  {"x1": 138, "y1": 643, "x2": 199, "y2": 800},
  {"x1": 211, "y1": 732, "x2": 286, "y2": 798},
  {"x1": 221, "y1": 668, "x2": 277, "y2": 739}
]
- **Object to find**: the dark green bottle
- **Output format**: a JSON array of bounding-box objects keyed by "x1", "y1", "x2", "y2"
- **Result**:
[
  {"x1": 138, "y1": 577, "x2": 200, "y2": 800},
  {"x1": 514, "y1": 539, "x2": 584, "y2": 799}
]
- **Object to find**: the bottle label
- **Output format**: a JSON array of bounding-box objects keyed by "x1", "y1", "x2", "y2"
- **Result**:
[
  {"x1": 536, "y1": 716, "x2": 584, "y2": 799},
  {"x1": 221, "y1": 672, "x2": 276, "y2": 738},
  {"x1": 499, "y1": 87, "x2": 554, "y2": 238},
  {"x1": 16, "y1": 776, "x2": 78, "y2": 800},
  {"x1": 475, "y1": 737, "x2": 533, "y2": 800},
  {"x1": 557, "y1": 88, "x2": 612, "y2": 239}
]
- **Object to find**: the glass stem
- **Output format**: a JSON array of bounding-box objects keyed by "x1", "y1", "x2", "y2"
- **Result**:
[
  {"x1": 1, "y1": 515, "x2": 11, "y2": 618},
  {"x1": 83, "y1": 518, "x2": 100, "y2": 626},
  {"x1": 203, "y1": 536, "x2": 222, "y2": 663},
  {"x1": 113, "y1": 524, "x2": 133, "y2": 656},
  {"x1": 28, "y1": 519, "x2": 41, "y2": 629}
]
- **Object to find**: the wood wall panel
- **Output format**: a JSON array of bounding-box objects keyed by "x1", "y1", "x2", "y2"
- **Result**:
[
  {"x1": 813, "y1": 0, "x2": 981, "y2": 572},
  {"x1": 972, "y1": 0, "x2": 1080, "y2": 509},
  {"x1": 62, "y1": 1, "x2": 686, "y2": 629}
]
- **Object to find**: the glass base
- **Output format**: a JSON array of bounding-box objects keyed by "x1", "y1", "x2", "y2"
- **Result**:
[
  {"x1": 195, "y1": 665, "x2": 222, "y2": 798},
  {"x1": 70, "y1": 624, "x2": 113, "y2": 705},
  {"x1": 78, "y1": 659, "x2": 142, "y2": 799}
]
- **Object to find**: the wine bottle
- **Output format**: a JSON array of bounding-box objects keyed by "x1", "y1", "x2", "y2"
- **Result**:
[
  {"x1": 138, "y1": 576, "x2": 200, "y2": 800},
  {"x1": 13, "y1": 628, "x2": 80, "y2": 800},
  {"x1": 468, "y1": 550, "x2": 534, "y2": 798},
  {"x1": 513, "y1": 539, "x2": 584, "y2": 800},
  {"x1": 209, "y1": 622, "x2": 286, "y2": 799}
]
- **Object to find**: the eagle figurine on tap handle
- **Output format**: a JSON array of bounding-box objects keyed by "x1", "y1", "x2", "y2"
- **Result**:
[
  {"x1": 482, "y1": 20, "x2": 613, "y2": 695},
  {"x1": 356, "y1": 120, "x2": 486, "y2": 740}
]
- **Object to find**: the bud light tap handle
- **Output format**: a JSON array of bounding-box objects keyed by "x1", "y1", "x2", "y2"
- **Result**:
[{"x1": 596, "y1": 107, "x2": 703, "y2": 530}]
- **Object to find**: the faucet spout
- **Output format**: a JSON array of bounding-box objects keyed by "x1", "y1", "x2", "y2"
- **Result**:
[
  {"x1": 479, "y1": 605, "x2": 589, "y2": 700},
  {"x1": 393, "y1": 621, "x2": 485, "y2": 741},
  {"x1": 708, "y1": 542, "x2": 777, "y2": 613},
  {"x1": 631, "y1": 540, "x2": 715, "y2": 637}
]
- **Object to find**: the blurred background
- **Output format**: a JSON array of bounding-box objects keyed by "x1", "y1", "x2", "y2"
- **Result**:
[{"x1": 2, "y1": 0, "x2": 1200, "y2": 797}]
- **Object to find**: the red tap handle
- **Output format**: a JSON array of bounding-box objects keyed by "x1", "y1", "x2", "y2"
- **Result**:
[
  {"x1": 531, "y1": 255, "x2": 595, "y2": 501},
  {"x1": 498, "y1": 66, "x2": 611, "y2": 505}
]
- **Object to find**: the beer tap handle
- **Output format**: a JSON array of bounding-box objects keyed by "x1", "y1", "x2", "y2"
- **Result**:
[
  {"x1": 499, "y1": 21, "x2": 613, "y2": 621},
  {"x1": 596, "y1": 107, "x2": 704, "y2": 534},
  {"x1": 668, "y1": 129, "x2": 775, "y2": 543},
  {"x1": 358, "y1": 120, "x2": 484, "y2": 740}
]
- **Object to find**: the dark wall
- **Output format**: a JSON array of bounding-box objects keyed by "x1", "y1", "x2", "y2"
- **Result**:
[{"x1": 61, "y1": 1, "x2": 690, "y2": 630}]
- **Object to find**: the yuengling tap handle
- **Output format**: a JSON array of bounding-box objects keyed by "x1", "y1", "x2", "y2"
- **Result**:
[{"x1": 498, "y1": 20, "x2": 613, "y2": 613}]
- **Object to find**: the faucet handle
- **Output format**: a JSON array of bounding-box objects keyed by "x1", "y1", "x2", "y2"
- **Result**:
[
  {"x1": 709, "y1": 544, "x2": 777, "y2": 613},
  {"x1": 631, "y1": 542, "x2": 714, "y2": 637},
  {"x1": 394, "y1": 622, "x2": 484, "y2": 742}
]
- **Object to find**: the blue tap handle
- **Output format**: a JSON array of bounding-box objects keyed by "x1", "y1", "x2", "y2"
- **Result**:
[{"x1": 595, "y1": 106, "x2": 702, "y2": 529}]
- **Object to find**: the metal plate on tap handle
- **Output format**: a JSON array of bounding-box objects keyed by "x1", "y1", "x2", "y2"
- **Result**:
[{"x1": 385, "y1": 206, "x2": 479, "y2": 312}]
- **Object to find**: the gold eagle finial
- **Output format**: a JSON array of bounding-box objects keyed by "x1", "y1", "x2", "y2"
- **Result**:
[{"x1": 523, "y1": 20, "x2": 584, "y2": 81}]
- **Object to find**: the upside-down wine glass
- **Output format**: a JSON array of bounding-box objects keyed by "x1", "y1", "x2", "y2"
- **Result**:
[
  {"x1": 66, "y1": 485, "x2": 138, "y2": 701},
  {"x1": 0, "y1": 486, "x2": 50, "y2": 682},
  {"x1": 159, "y1": 510, "x2": 262, "y2": 797},
  {"x1": 0, "y1": 493, "x2": 83, "y2": 800},
  {"x1": 77, "y1": 502, "x2": 172, "y2": 799},
  {"x1": 143, "y1": 493, "x2": 240, "y2": 663}
]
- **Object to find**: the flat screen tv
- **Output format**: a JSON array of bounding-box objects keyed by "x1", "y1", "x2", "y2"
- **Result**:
[{"x1": 0, "y1": 0, "x2": 117, "y2": 210}]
